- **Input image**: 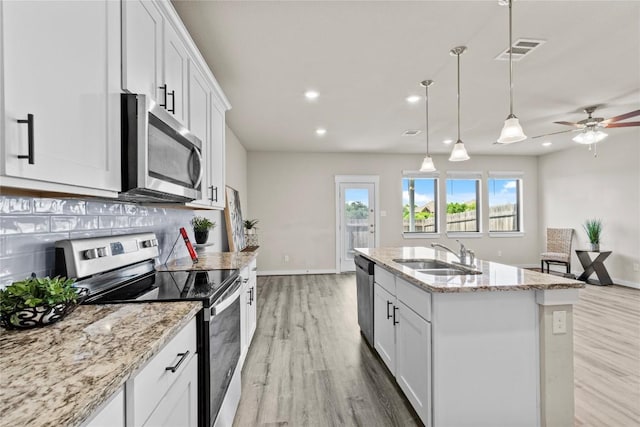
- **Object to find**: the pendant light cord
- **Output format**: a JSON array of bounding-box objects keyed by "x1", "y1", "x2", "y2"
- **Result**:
[
  {"x1": 508, "y1": 0, "x2": 514, "y2": 116},
  {"x1": 425, "y1": 84, "x2": 430, "y2": 156},
  {"x1": 457, "y1": 52, "x2": 461, "y2": 141}
]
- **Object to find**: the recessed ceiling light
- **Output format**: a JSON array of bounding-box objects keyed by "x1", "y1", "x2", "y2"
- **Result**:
[
  {"x1": 443, "y1": 139, "x2": 453, "y2": 145},
  {"x1": 542, "y1": 141, "x2": 552, "y2": 147},
  {"x1": 315, "y1": 128, "x2": 327, "y2": 136},
  {"x1": 305, "y1": 90, "x2": 319, "y2": 100},
  {"x1": 406, "y1": 95, "x2": 421, "y2": 104}
]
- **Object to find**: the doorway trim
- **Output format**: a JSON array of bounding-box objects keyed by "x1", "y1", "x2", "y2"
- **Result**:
[{"x1": 335, "y1": 175, "x2": 380, "y2": 273}]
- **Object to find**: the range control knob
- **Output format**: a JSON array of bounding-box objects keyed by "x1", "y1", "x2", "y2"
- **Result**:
[
  {"x1": 141, "y1": 239, "x2": 158, "y2": 248},
  {"x1": 83, "y1": 248, "x2": 98, "y2": 260},
  {"x1": 96, "y1": 247, "x2": 108, "y2": 257}
]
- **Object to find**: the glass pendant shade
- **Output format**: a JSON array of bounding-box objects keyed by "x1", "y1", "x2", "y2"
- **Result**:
[
  {"x1": 573, "y1": 129, "x2": 608, "y2": 145},
  {"x1": 497, "y1": 115, "x2": 527, "y2": 144},
  {"x1": 449, "y1": 140, "x2": 470, "y2": 162},
  {"x1": 420, "y1": 155, "x2": 436, "y2": 172}
]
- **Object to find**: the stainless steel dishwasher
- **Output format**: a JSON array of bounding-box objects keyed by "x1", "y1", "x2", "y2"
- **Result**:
[{"x1": 355, "y1": 255, "x2": 375, "y2": 347}]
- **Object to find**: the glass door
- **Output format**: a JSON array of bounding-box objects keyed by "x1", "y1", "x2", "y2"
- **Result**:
[{"x1": 339, "y1": 183, "x2": 375, "y2": 272}]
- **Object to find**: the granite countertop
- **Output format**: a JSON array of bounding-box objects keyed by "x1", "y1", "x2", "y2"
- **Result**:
[
  {"x1": 356, "y1": 247, "x2": 585, "y2": 293},
  {"x1": 157, "y1": 249, "x2": 259, "y2": 272},
  {"x1": 0, "y1": 301, "x2": 201, "y2": 427}
]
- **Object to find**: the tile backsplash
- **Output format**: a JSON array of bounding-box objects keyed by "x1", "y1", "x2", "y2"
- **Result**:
[{"x1": 0, "y1": 196, "x2": 209, "y2": 286}]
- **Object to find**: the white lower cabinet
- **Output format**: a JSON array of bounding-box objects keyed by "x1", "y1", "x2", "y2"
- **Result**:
[
  {"x1": 240, "y1": 259, "x2": 258, "y2": 368},
  {"x1": 127, "y1": 318, "x2": 198, "y2": 427},
  {"x1": 84, "y1": 388, "x2": 125, "y2": 427},
  {"x1": 373, "y1": 273, "x2": 432, "y2": 427}
]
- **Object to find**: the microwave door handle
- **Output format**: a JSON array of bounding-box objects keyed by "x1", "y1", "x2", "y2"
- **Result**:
[
  {"x1": 191, "y1": 146, "x2": 204, "y2": 189},
  {"x1": 210, "y1": 280, "x2": 241, "y2": 316}
]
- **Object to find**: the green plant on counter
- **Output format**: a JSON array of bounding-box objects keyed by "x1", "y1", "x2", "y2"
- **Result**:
[
  {"x1": 0, "y1": 276, "x2": 78, "y2": 314},
  {"x1": 244, "y1": 219, "x2": 259, "y2": 230},
  {"x1": 191, "y1": 216, "x2": 216, "y2": 232},
  {"x1": 583, "y1": 219, "x2": 602, "y2": 244}
]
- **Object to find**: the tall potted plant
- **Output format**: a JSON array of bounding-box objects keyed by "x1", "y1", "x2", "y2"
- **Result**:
[
  {"x1": 191, "y1": 216, "x2": 216, "y2": 244},
  {"x1": 583, "y1": 219, "x2": 602, "y2": 252}
]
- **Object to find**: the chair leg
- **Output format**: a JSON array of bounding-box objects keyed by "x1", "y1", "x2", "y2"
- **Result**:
[
  {"x1": 567, "y1": 263, "x2": 570, "y2": 274},
  {"x1": 541, "y1": 260, "x2": 544, "y2": 272}
]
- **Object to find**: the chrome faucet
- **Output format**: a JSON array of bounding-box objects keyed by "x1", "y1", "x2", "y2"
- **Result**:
[{"x1": 431, "y1": 240, "x2": 474, "y2": 267}]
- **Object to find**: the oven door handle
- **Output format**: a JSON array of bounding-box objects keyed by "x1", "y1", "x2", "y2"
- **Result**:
[{"x1": 210, "y1": 279, "x2": 241, "y2": 317}]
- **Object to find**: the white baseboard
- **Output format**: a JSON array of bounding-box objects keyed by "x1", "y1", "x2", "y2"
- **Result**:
[
  {"x1": 257, "y1": 269, "x2": 337, "y2": 277},
  {"x1": 612, "y1": 278, "x2": 640, "y2": 290}
]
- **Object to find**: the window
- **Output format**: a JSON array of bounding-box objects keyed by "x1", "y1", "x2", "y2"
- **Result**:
[
  {"x1": 402, "y1": 176, "x2": 438, "y2": 233},
  {"x1": 488, "y1": 176, "x2": 522, "y2": 232},
  {"x1": 445, "y1": 177, "x2": 480, "y2": 232}
]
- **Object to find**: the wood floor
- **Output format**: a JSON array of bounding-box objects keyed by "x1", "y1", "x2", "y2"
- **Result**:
[{"x1": 234, "y1": 274, "x2": 640, "y2": 427}]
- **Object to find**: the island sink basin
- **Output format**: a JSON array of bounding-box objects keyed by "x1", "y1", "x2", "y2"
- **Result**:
[{"x1": 392, "y1": 258, "x2": 482, "y2": 276}]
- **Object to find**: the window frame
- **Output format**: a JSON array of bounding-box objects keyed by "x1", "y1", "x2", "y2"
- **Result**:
[
  {"x1": 445, "y1": 172, "x2": 482, "y2": 237},
  {"x1": 487, "y1": 171, "x2": 525, "y2": 237},
  {"x1": 401, "y1": 171, "x2": 440, "y2": 238}
]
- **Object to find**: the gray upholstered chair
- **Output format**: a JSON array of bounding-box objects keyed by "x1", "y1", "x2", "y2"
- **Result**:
[{"x1": 541, "y1": 228, "x2": 573, "y2": 274}]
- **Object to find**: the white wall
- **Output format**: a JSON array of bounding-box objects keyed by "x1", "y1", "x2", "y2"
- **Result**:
[
  {"x1": 538, "y1": 131, "x2": 640, "y2": 287},
  {"x1": 248, "y1": 151, "x2": 540, "y2": 273}
]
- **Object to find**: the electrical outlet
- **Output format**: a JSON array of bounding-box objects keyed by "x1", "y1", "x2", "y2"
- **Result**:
[
  {"x1": 380, "y1": 210, "x2": 387, "y2": 217},
  {"x1": 283, "y1": 255, "x2": 289, "y2": 263},
  {"x1": 497, "y1": 250, "x2": 502, "y2": 257},
  {"x1": 634, "y1": 263, "x2": 640, "y2": 272},
  {"x1": 552, "y1": 310, "x2": 567, "y2": 335}
]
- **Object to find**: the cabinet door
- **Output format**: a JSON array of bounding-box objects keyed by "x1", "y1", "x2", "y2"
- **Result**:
[
  {"x1": 143, "y1": 354, "x2": 198, "y2": 427},
  {"x1": 396, "y1": 301, "x2": 431, "y2": 427},
  {"x1": 122, "y1": 0, "x2": 162, "y2": 102},
  {"x1": 85, "y1": 388, "x2": 125, "y2": 427},
  {"x1": 163, "y1": 20, "x2": 189, "y2": 125},
  {"x1": 248, "y1": 259, "x2": 258, "y2": 341},
  {"x1": 188, "y1": 61, "x2": 213, "y2": 207},
  {"x1": 239, "y1": 266, "x2": 250, "y2": 364},
  {"x1": 208, "y1": 98, "x2": 226, "y2": 209},
  {"x1": 373, "y1": 283, "x2": 396, "y2": 374},
  {"x1": 3, "y1": 0, "x2": 120, "y2": 191}
]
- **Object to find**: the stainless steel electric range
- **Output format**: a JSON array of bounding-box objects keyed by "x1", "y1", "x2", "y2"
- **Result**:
[{"x1": 55, "y1": 232, "x2": 241, "y2": 427}]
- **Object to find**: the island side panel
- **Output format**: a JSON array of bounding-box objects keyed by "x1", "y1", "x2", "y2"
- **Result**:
[{"x1": 431, "y1": 291, "x2": 539, "y2": 427}]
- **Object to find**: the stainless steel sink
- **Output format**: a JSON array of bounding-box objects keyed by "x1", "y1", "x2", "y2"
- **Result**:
[
  {"x1": 392, "y1": 258, "x2": 482, "y2": 275},
  {"x1": 392, "y1": 259, "x2": 450, "y2": 269}
]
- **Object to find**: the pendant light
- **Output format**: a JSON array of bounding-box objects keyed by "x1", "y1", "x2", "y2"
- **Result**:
[
  {"x1": 419, "y1": 80, "x2": 436, "y2": 172},
  {"x1": 496, "y1": 0, "x2": 527, "y2": 144},
  {"x1": 449, "y1": 46, "x2": 470, "y2": 162}
]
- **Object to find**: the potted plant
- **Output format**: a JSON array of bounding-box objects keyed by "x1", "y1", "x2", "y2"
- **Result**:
[
  {"x1": 583, "y1": 219, "x2": 602, "y2": 251},
  {"x1": 191, "y1": 216, "x2": 216, "y2": 244},
  {"x1": 244, "y1": 219, "x2": 259, "y2": 247},
  {"x1": 0, "y1": 276, "x2": 87, "y2": 329}
]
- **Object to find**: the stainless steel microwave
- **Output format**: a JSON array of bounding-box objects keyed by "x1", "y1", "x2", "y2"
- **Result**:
[{"x1": 120, "y1": 93, "x2": 203, "y2": 202}]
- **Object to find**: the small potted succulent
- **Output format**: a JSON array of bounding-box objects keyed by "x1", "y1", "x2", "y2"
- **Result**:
[
  {"x1": 244, "y1": 219, "x2": 259, "y2": 247},
  {"x1": 0, "y1": 276, "x2": 87, "y2": 329},
  {"x1": 191, "y1": 216, "x2": 216, "y2": 244},
  {"x1": 583, "y1": 218, "x2": 602, "y2": 252}
]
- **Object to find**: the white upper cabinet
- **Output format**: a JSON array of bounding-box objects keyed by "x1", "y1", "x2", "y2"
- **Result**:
[
  {"x1": 188, "y1": 61, "x2": 213, "y2": 207},
  {"x1": 208, "y1": 98, "x2": 226, "y2": 209},
  {"x1": 2, "y1": 0, "x2": 121, "y2": 196},
  {"x1": 162, "y1": 21, "x2": 189, "y2": 125},
  {"x1": 121, "y1": 0, "x2": 162, "y2": 103}
]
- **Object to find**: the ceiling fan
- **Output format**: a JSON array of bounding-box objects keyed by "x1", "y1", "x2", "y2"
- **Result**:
[{"x1": 531, "y1": 106, "x2": 640, "y2": 144}]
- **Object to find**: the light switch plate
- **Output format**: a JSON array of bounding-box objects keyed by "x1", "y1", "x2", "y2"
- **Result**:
[{"x1": 552, "y1": 310, "x2": 567, "y2": 334}]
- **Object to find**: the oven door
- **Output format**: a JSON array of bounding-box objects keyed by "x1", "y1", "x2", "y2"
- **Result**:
[
  {"x1": 121, "y1": 93, "x2": 203, "y2": 202},
  {"x1": 203, "y1": 278, "x2": 242, "y2": 427}
]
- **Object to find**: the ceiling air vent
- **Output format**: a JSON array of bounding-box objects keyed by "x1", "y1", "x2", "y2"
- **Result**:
[
  {"x1": 402, "y1": 130, "x2": 422, "y2": 136},
  {"x1": 495, "y1": 38, "x2": 545, "y2": 61}
]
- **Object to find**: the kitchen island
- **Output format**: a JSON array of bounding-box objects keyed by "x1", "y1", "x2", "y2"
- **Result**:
[
  {"x1": 0, "y1": 301, "x2": 201, "y2": 427},
  {"x1": 356, "y1": 246, "x2": 584, "y2": 427}
]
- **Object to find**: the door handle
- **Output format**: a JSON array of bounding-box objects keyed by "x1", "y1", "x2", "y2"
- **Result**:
[
  {"x1": 165, "y1": 350, "x2": 190, "y2": 373},
  {"x1": 159, "y1": 84, "x2": 167, "y2": 108},
  {"x1": 168, "y1": 90, "x2": 176, "y2": 113},
  {"x1": 209, "y1": 186, "x2": 218, "y2": 202},
  {"x1": 386, "y1": 301, "x2": 392, "y2": 319},
  {"x1": 17, "y1": 114, "x2": 35, "y2": 164},
  {"x1": 393, "y1": 306, "x2": 399, "y2": 325}
]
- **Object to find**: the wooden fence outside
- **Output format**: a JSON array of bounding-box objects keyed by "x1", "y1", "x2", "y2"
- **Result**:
[{"x1": 403, "y1": 204, "x2": 518, "y2": 233}]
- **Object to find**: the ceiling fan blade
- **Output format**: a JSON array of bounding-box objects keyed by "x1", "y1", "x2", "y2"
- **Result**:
[
  {"x1": 553, "y1": 121, "x2": 581, "y2": 127},
  {"x1": 603, "y1": 121, "x2": 640, "y2": 128},
  {"x1": 531, "y1": 129, "x2": 578, "y2": 139},
  {"x1": 603, "y1": 109, "x2": 640, "y2": 124}
]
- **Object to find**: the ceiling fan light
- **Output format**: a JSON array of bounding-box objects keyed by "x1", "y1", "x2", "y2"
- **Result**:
[
  {"x1": 497, "y1": 116, "x2": 527, "y2": 144},
  {"x1": 420, "y1": 155, "x2": 436, "y2": 172},
  {"x1": 449, "y1": 140, "x2": 470, "y2": 162},
  {"x1": 573, "y1": 129, "x2": 608, "y2": 145}
]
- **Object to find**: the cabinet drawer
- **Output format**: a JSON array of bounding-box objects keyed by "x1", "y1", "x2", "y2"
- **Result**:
[
  {"x1": 397, "y1": 277, "x2": 431, "y2": 321},
  {"x1": 374, "y1": 265, "x2": 396, "y2": 295},
  {"x1": 128, "y1": 318, "x2": 197, "y2": 427}
]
